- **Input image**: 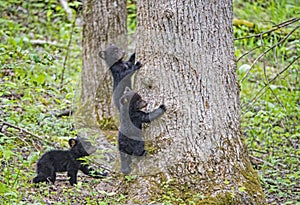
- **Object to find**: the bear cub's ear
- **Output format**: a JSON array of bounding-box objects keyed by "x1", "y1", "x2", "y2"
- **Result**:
[
  {"x1": 124, "y1": 86, "x2": 131, "y2": 94},
  {"x1": 69, "y1": 138, "x2": 77, "y2": 147},
  {"x1": 120, "y1": 87, "x2": 132, "y2": 105},
  {"x1": 120, "y1": 96, "x2": 128, "y2": 105}
]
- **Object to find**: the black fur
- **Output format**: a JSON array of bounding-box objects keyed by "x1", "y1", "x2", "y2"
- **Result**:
[
  {"x1": 118, "y1": 87, "x2": 166, "y2": 174},
  {"x1": 33, "y1": 137, "x2": 107, "y2": 185},
  {"x1": 99, "y1": 45, "x2": 142, "y2": 110}
]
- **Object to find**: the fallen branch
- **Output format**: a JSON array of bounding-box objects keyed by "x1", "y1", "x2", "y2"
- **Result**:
[
  {"x1": 54, "y1": 108, "x2": 76, "y2": 118},
  {"x1": 0, "y1": 118, "x2": 53, "y2": 146},
  {"x1": 23, "y1": 39, "x2": 67, "y2": 48},
  {"x1": 233, "y1": 18, "x2": 255, "y2": 29}
]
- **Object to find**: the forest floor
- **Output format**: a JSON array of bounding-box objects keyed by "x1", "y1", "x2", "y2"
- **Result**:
[{"x1": 0, "y1": 0, "x2": 299, "y2": 204}]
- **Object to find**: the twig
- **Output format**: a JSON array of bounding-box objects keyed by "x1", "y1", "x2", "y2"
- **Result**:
[
  {"x1": 60, "y1": 13, "x2": 77, "y2": 87},
  {"x1": 260, "y1": 35, "x2": 284, "y2": 109},
  {"x1": 268, "y1": 84, "x2": 285, "y2": 108},
  {"x1": 92, "y1": 160, "x2": 118, "y2": 175},
  {"x1": 239, "y1": 24, "x2": 300, "y2": 83},
  {"x1": 249, "y1": 155, "x2": 274, "y2": 167},
  {"x1": 242, "y1": 56, "x2": 300, "y2": 112},
  {"x1": 237, "y1": 45, "x2": 262, "y2": 62},
  {"x1": 234, "y1": 17, "x2": 300, "y2": 41}
]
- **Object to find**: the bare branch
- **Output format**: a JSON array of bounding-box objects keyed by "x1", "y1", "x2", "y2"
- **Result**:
[
  {"x1": 236, "y1": 45, "x2": 262, "y2": 62},
  {"x1": 239, "y1": 24, "x2": 300, "y2": 83},
  {"x1": 234, "y1": 17, "x2": 300, "y2": 41},
  {"x1": 60, "y1": 15, "x2": 77, "y2": 87},
  {"x1": 242, "y1": 56, "x2": 300, "y2": 112}
]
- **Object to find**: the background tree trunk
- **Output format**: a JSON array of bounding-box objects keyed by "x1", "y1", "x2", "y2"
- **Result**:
[
  {"x1": 76, "y1": 0, "x2": 127, "y2": 129},
  {"x1": 119, "y1": 0, "x2": 267, "y2": 204}
]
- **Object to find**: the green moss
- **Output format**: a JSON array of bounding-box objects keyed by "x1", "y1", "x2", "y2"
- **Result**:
[
  {"x1": 192, "y1": 194, "x2": 232, "y2": 205},
  {"x1": 145, "y1": 141, "x2": 159, "y2": 155},
  {"x1": 75, "y1": 93, "x2": 118, "y2": 131},
  {"x1": 97, "y1": 116, "x2": 118, "y2": 130},
  {"x1": 142, "y1": 171, "x2": 266, "y2": 205},
  {"x1": 240, "y1": 163, "x2": 266, "y2": 203}
]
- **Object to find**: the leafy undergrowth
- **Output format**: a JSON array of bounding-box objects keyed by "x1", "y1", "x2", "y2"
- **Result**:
[
  {"x1": 0, "y1": 0, "x2": 122, "y2": 204},
  {"x1": 0, "y1": 0, "x2": 299, "y2": 204},
  {"x1": 234, "y1": 1, "x2": 300, "y2": 204}
]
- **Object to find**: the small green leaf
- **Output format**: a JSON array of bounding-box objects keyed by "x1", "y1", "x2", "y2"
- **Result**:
[{"x1": 238, "y1": 186, "x2": 246, "y2": 192}]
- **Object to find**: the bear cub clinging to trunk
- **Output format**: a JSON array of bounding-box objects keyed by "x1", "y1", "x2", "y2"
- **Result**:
[
  {"x1": 33, "y1": 137, "x2": 107, "y2": 185},
  {"x1": 118, "y1": 87, "x2": 166, "y2": 174},
  {"x1": 99, "y1": 44, "x2": 142, "y2": 111}
]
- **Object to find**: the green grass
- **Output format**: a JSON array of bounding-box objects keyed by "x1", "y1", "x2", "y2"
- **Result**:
[
  {"x1": 234, "y1": 0, "x2": 299, "y2": 24},
  {"x1": 0, "y1": 0, "x2": 299, "y2": 204},
  {"x1": 234, "y1": 0, "x2": 300, "y2": 204}
]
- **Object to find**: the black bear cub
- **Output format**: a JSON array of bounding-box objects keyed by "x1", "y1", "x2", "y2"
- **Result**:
[
  {"x1": 99, "y1": 44, "x2": 142, "y2": 110},
  {"x1": 33, "y1": 137, "x2": 107, "y2": 185},
  {"x1": 118, "y1": 87, "x2": 166, "y2": 174}
]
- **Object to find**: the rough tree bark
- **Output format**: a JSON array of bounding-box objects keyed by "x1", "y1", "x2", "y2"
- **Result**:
[
  {"x1": 76, "y1": 0, "x2": 127, "y2": 129},
  {"x1": 119, "y1": 0, "x2": 267, "y2": 204}
]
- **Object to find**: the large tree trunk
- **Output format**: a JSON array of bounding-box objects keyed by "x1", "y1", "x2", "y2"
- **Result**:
[
  {"x1": 76, "y1": 0, "x2": 127, "y2": 129},
  {"x1": 119, "y1": 0, "x2": 266, "y2": 204}
]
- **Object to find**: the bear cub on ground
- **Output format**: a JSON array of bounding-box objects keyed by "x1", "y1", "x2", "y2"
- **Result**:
[
  {"x1": 99, "y1": 44, "x2": 142, "y2": 110},
  {"x1": 118, "y1": 87, "x2": 166, "y2": 174},
  {"x1": 33, "y1": 137, "x2": 107, "y2": 185}
]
